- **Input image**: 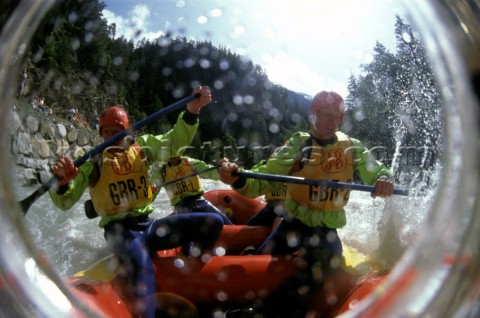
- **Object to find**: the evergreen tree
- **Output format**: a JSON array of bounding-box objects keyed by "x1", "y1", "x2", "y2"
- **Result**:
[
  {"x1": 20, "y1": 1, "x2": 443, "y2": 182},
  {"x1": 345, "y1": 16, "x2": 442, "y2": 180}
]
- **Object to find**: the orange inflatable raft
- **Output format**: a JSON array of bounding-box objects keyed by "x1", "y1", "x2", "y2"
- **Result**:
[{"x1": 67, "y1": 190, "x2": 389, "y2": 317}]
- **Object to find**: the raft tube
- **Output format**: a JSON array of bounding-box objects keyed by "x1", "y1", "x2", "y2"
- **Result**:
[{"x1": 67, "y1": 190, "x2": 388, "y2": 317}]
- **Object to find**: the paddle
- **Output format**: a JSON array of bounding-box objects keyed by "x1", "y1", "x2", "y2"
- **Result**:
[
  {"x1": 19, "y1": 93, "x2": 200, "y2": 214},
  {"x1": 234, "y1": 171, "x2": 409, "y2": 196}
]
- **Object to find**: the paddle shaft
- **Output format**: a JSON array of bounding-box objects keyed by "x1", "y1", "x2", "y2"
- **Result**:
[
  {"x1": 19, "y1": 94, "x2": 200, "y2": 214},
  {"x1": 235, "y1": 171, "x2": 409, "y2": 196}
]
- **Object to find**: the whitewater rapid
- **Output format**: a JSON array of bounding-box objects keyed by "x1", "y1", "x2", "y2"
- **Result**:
[{"x1": 18, "y1": 176, "x2": 432, "y2": 279}]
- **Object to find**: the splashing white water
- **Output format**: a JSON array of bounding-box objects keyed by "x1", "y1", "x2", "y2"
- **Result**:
[
  {"x1": 19, "y1": 171, "x2": 437, "y2": 278},
  {"x1": 20, "y1": 179, "x2": 232, "y2": 277}
]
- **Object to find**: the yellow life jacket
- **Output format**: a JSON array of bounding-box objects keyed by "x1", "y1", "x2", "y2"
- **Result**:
[
  {"x1": 89, "y1": 144, "x2": 153, "y2": 216},
  {"x1": 160, "y1": 157, "x2": 203, "y2": 203},
  {"x1": 288, "y1": 132, "x2": 353, "y2": 211},
  {"x1": 265, "y1": 183, "x2": 288, "y2": 201}
]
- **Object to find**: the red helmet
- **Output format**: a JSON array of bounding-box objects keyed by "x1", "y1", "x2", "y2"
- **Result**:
[
  {"x1": 99, "y1": 106, "x2": 129, "y2": 132},
  {"x1": 310, "y1": 91, "x2": 345, "y2": 119}
]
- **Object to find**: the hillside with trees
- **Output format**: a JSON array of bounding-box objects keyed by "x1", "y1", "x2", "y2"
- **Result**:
[
  {"x1": 18, "y1": 1, "x2": 442, "y2": 176},
  {"x1": 343, "y1": 16, "x2": 442, "y2": 184},
  {"x1": 20, "y1": 0, "x2": 309, "y2": 167}
]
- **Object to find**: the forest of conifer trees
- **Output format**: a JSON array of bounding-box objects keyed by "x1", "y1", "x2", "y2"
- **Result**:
[{"x1": 17, "y1": 0, "x2": 442, "y2": 173}]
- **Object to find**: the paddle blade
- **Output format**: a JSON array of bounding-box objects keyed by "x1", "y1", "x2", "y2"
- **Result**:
[{"x1": 19, "y1": 181, "x2": 52, "y2": 214}]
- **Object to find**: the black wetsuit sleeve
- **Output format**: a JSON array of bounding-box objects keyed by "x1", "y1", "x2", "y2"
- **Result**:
[
  {"x1": 182, "y1": 110, "x2": 199, "y2": 125},
  {"x1": 55, "y1": 183, "x2": 70, "y2": 195}
]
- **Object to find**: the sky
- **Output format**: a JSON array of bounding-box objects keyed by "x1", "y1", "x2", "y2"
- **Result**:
[{"x1": 101, "y1": 0, "x2": 401, "y2": 98}]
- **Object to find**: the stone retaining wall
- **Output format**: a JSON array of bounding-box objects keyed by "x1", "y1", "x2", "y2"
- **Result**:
[{"x1": 9, "y1": 107, "x2": 102, "y2": 186}]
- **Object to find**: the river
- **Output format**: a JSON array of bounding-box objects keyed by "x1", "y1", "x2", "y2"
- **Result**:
[{"x1": 18, "y1": 174, "x2": 434, "y2": 279}]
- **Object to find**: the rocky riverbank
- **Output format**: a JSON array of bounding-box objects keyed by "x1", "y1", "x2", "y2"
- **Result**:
[{"x1": 9, "y1": 105, "x2": 102, "y2": 186}]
